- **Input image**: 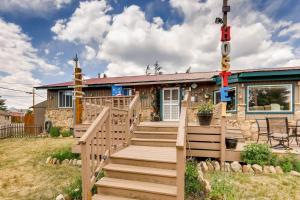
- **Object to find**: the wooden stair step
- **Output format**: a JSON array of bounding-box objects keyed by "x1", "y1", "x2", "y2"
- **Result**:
[
  {"x1": 96, "y1": 177, "x2": 177, "y2": 198},
  {"x1": 111, "y1": 145, "x2": 176, "y2": 163},
  {"x1": 131, "y1": 138, "x2": 176, "y2": 147},
  {"x1": 92, "y1": 194, "x2": 139, "y2": 200},
  {"x1": 134, "y1": 131, "x2": 177, "y2": 139},
  {"x1": 104, "y1": 163, "x2": 176, "y2": 177}
]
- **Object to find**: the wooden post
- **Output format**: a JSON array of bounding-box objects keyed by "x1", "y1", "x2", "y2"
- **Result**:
[{"x1": 73, "y1": 54, "x2": 83, "y2": 125}]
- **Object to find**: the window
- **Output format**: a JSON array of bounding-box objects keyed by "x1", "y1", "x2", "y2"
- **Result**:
[
  {"x1": 214, "y1": 87, "x2": 237, "y2": 112},
  {"x1": 123, "y1": 88, "x2": 133, "y2": 96},
  {"x1": 58, "y1": 91, "x2": 73, "y2": 108},
  {"x1": 246, "y1": 84, "x2": 293, "y2": 113}
]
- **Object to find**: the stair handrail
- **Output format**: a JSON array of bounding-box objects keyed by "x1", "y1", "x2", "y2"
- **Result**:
[
  {"x1": 176, "y1": 91, "x2": 190, "y2": 200},
  {"x1": 127, "y1": 92, "x2": 141, "y2": 143},
  {"x1": 79, "y1": 106, "x2": 111, "y2": 200}
]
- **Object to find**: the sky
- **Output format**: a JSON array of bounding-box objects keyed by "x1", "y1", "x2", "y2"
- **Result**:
[{"x1": 0, "y1": 0, "x2": 300, "y2": 109}]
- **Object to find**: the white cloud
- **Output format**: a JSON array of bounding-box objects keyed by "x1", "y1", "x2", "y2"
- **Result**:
[
  {"x1": 279, "y1": 23, "x2": 300, "y2": 40},
  {"x1": 0, "y1": 0, "x2": 72, "y2": 15},
  {"x1": 0, "y1": 18, "x2": 62, "y2": 108},
  {"x1": 84, "y1": 46, "x2": 97, "y2": 60},
  {"x1": 52, "y1": 0, "x2": 300, "y2": 76},
  {"x1": 51, "y1": 0, "x2": 112, "y2": 44}
]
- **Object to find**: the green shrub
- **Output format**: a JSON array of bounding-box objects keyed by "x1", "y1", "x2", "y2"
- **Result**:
[
  {"x1": 185, "y1": 160, "x2": 202, "y2": 198},
  {"x1": 61, "y1": 130, "x2": 72, "y2": 137},
  {"x1": 241, "y1": 144, "x2": 273, "y2": 166},
  {"x1": 50, "y1": 127, "x2": 60, "y2": 137},
  {"x1": 209, "y1": 173, "x2": 236, "y2": 200},
  {"x1": 293, "y1": 159, "x2": 300, "y2": 172},
  {"x1": 51, "y1": 148, "x2": 79, "y2": 161},
  {"x1": 197, "y1": 102, "x2": 214, "y2": 115},
  {"x1": 277, "y1": 154, "x2": 297, "y2": 173},
  {"x1": 65, "y1": 177, "x2": 82, "y2": 200}
]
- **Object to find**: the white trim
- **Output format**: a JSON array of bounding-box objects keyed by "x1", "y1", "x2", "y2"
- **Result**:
[
  {"x1": 213, "y1": 86, "x2": 237, "y2": 112},
  {"x1": 162, "y1": 87, "x2": 180, "y2": 121},
  {"x1": 58, "y1": 90, "x2": 73, "y2": 108},
  {"x1": 246, "y1": 84, "x2": 293, "y2": 113}
]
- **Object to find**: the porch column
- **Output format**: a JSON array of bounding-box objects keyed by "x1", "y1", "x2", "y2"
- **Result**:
[
  {"x1": 295, "y1": 81, "x2": 300, "y2": 120},
  {"x1": 237, "y1": 83, "x2": 246, "y2": 121}
]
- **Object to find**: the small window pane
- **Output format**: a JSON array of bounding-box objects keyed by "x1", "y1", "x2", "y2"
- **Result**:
[
  {"x1": 247, "y1": 84, "x2": 292, "y2": 112},
  {"x1": 214, "y1": 87, "x2": 236, "y2": 112},
  {"x1": 58, "y1": 91, "x2": 73, "y2": 108}
]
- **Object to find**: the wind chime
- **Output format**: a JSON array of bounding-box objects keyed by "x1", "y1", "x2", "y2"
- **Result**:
[{"x1": 216, "y1": 0, "x2": 231, "y2": 116}]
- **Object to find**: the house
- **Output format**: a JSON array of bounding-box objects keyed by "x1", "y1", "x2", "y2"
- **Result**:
[
  {"x1": 36, "y1": 66, "x2": 300, "y2": 138},
  {"x1": 0, "y1": 110, "x2": 11, "y2": 125}
]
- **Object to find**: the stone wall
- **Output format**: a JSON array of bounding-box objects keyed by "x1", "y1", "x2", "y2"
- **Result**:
[{"x1": 45, "y1": 108, "x2": 73, "y2": 130}]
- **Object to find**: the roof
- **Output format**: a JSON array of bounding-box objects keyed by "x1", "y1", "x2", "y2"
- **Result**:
[
  {"x1": 31, "y1": 101, "x2": 47, "y2": 109},
  {"x1": 36, "y1": 66, "x2": 300, "y2": 89},
  {"x1": 0, "y1": 110, "x2": 10, "y2": 116},
  {"x1": 36, "y1": 71, "x2": 218, "y2": 89}
]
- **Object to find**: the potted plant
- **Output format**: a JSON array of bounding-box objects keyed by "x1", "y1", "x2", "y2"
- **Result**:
[
  {"x1": 225, "y1": 138, "x2": 238, "y2": 149},
  {"x1": 197, "y1": 102, "x2": 214, "y2": 126}
]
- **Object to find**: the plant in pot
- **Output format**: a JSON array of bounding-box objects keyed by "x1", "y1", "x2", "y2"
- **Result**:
[{"x1": 197, "y1": 102, "x2": 214, "y2": 126}]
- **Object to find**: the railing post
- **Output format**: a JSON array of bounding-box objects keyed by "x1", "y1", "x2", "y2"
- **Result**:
[
  {"x1": 81, "y1": 141, "x2": 91, "y2": 200},
  {"x1": 105, "y1": 103, "x2": 111, "y2": 155}
]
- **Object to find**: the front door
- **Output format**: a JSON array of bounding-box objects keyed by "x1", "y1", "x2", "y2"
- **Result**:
[{"x1": 162, "y1": 87, "x2": 180, "y2": 121}]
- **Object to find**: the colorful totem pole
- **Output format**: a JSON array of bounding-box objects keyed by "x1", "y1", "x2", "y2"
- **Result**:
[{"x1": 217, "y1": 0, "x2": 231, "y2": 117}]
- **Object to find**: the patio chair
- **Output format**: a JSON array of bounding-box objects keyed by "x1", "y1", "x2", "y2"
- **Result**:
[
  {"x1": 255, "y1": 119, "x2": 270, "y2": 144},
  {"x1": 266, "y1": 117, "x2": 291, "y2": 149},
  {"x1": 294, "y1": 120, "x2": 300, "y2": 145}
]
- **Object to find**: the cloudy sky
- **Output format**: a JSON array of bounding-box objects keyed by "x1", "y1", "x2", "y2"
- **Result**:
[{"x1": 0, "y1": 0, "x2": 300, "y2": 109}]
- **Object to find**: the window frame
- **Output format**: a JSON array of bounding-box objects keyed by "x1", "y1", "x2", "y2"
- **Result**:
[
  {"x1": 245, "y1": 84, "x2": 294, "y2": 114},
  {"x1": 213, "y1": 86, "x2": 237, "y2": 113},
  {"x1": 58, "y1": 90, "x2": 73, "y2": 108}
]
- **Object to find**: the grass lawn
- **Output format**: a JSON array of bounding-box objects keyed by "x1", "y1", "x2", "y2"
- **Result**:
[
  {"x1": 205, "y1": 172, "x2": 300, "y2": 200},
  {"x1": 0, "y1": 137, "x2": 80, "y2": 200}
]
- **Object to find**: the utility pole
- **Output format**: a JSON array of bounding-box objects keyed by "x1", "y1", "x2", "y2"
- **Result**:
[
  {"x1": 32, "y1": 88, "x2": 36, "y2": 135},
  {"x1": 73, "y1": 54, "x2": 83, "y2": 125}
]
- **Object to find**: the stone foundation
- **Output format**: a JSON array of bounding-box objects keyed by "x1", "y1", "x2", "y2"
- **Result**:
[{"x1": 45, "y1": 108, "x2": 73, "y2": 130}]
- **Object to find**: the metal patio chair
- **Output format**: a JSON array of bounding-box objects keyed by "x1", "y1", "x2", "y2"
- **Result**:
[
  {"x1": 266, "y1": 117, "x2": 291, "y2": 149},
  {"x1": 255, "y1": 119, "x2": 270, "y2": 144}
]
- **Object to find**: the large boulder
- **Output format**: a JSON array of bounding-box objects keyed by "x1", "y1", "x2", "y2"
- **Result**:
[
  {"x1": 269, "y1": 166, "x2": 276, "y2": 174},
  {"x1": 225, "y1": 162, "x2": 231, "y2": 172},
  {"x1": 231, "y1": 161, "x2": 242, "y2": 172},
  {"x1": 263, "y1": 166, "x2": 270, "y2": 174},
  {"x1": 242, "y1": 164, "x2": 252, "y2": 173},
  {"x1": 46, "y1": 156, "x2": 52, "y2": 164},
  {"x1": 252, "y1": 164, "x2": 263, "y2": 174},
  {"x1": 199, "y1": 161, "x2": 209, "y2": 173},
  {"x1": 206, "y1": 161, "x2": 214, "y2": 172},
  {"x1": 56, "y1": 194, "x2": 65, "y2": 200},
  {"x1": 52, "y1": 158, "x2": 57, "y2": 165}
]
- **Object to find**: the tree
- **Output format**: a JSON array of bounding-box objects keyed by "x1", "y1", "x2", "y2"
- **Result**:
[
  {"x1": 0, "y1": 96, "x2": 7, "y2": 111},
  {"x1": 154, "y1": 61, "x2": 162, "y2": 75}
]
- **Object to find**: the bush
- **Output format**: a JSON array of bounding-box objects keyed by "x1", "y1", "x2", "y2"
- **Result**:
[
  {"x1": 50, "y1": 127, "x2": 60, "y2": 137},
  {"x1": 61, "y1": 130, "x2": 72, "y2": 137},
  {"x1": 294, "y1": 159, "x2": 300, "y2": 172},
  {"x1": 209, "y1": 173, "x2": 236, "y2": 200},
  {"x1": 65, "y1": 177, "x2": 82, "y2": 200},
  {"x1": 241, "y1": 144, "x2": 273, "y2": 166},
  {"x1": 185, "y1": 160, "x2": 202, "y2": 198},
  {"x1": 277, "y1": 154, "x2": 299, "y2": 173},
  {"x1": 51, "y1": 148, "x2": 79, "y2": 161}
]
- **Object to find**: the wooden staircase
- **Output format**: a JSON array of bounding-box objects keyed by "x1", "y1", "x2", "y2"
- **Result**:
[{"x1": 93, "y1": 123, "x2": 178, "y2": 200}]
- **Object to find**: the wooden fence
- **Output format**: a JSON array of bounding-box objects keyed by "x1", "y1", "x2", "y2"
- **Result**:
[{"x1": 0, "y1": 123, "x2": 42, "y2": 139}]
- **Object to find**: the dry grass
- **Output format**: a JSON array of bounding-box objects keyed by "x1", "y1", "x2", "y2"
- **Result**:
[
  {"x1": 205, "y1": 172, "x2": 300, "y2": 200},
  {"x1": 0, "y1": 137, "x2": 80, "y2": 200}
]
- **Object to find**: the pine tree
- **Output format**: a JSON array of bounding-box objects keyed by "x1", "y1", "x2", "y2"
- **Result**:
[{"x1": 0, "y1": 96, "x2": 7, "y2": 111}]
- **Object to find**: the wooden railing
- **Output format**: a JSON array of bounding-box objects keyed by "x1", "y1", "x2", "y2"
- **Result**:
[
  {"x1": 176, "y1": 91, "x2": 190, "y2": 200},
  {"x1": 83, "y1": 96, "x2": 134, "y2": 109},
  {"x1": 79, "y1": 93, "x2": 141, "y2": 200}
]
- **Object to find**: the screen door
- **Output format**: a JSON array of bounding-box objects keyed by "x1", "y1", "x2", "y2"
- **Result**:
[{"x1": 162, "y1": 88, "x2": 180, "y2": 121}]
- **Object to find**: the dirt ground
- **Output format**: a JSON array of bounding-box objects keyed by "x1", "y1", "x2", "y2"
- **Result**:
[{"x1": 0, "y1": 137, "x2": 80, "y2": 200}]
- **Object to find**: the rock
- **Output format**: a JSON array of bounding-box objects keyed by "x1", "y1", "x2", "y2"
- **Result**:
[
  {"x1": 56, "y1": 194, "x2": 65, "y2": 200},
  {"x1": 275, "y1": 166, "x2": 284, "y2": 174},
  {"x1": 72, "y1": 159, "x2": 77, "y2": 166},
  {"x1": 199, "y1": 161, "x2": 209, "y2": 173},
  {"x1": 46, "y1": 156, "x2": 52, "y2": 164},
  {"x1": 212, "y1": 161, "x2": 220, "y2": 171},
  {"x1": 263, "y1": 166, "x2": 270, "y2": 174},
  {"x1": 76, "y1": 160, "x2": 82, "y2": 167},
  {"x1": 290, "y1": 170, "x2": 300, "y2": 177},
  {"x1": 203, "y1": 179, "x2": 211, "y2": 194},
  {"x1": 231, "y1": 161, "x2": 242, "y2": 172},
  {"x1": 56, "y1": 159, "x2": 61, "y2": 165},
  {"x1": 242, "y1": 164, "x2": 252, "y2": 173},
  {"x1": 68, "y1": 159, "x2": 73, "y2": 165},
  {"x1": 62, "y1": 159, "x2": 69, "y2": 165},
  {"x1": 269, "y1": 166, "x2": 276, "y2": 174},
  {"x1": 52, "y1": 158, "x2": 57, "y2": 165},
  {"x1": 225, "y1": 162, "x2": 231, "y2": 172},
  {"x1": 252, "y1": 164, "x2": 263, "y2": 174},
  {"x1": 206, "y1": 161, "x2": 214, "y2": 172}
]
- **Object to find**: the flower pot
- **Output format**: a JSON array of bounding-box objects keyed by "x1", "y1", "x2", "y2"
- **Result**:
[
  {"x1": 197, "y1": 113, "x2": 212, "y2": 126},
  {"x1": 225, "y1": 138, "x2": 238, "y2": 149}
]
